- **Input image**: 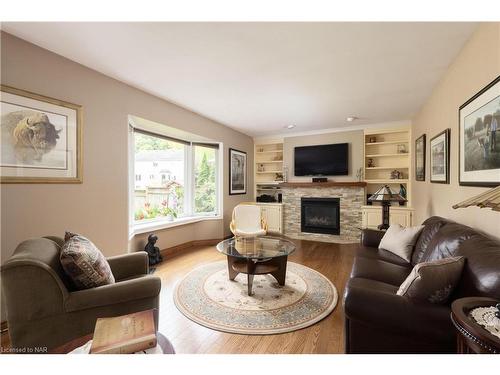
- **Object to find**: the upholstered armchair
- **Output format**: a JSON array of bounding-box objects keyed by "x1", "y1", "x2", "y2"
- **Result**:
[
  {"x1": 1, "y1": 236, "x2": 161, "y2": 351},
  {"x1": 229, "y1": 204, "x2": 268, "y2": 238}
]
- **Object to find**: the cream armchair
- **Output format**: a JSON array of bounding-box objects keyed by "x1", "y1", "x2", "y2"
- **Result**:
[{"x1": 230, "y1": 204, "x2": 268, "y2": 238}]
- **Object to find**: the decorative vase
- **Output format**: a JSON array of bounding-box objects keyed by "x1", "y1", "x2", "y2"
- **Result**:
[{"x1": 399, "y1": 184, "x2": 407, "y2": 206}]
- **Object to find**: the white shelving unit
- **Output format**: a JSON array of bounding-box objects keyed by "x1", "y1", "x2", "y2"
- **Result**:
[
  {"x1": 254, "y1": 142, "x2": 284, "y2": 201},
  {"x1": 362, "y1": 126, "x2": 414, "y2": 228}
]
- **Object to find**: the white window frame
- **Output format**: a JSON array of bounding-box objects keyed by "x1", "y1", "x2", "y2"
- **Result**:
[{"x1": 128, "y1": 126, "x2": 223, "y2": 237}]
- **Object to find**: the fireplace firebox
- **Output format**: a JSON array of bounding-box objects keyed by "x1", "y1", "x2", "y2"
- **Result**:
[{"x1": 301, "y1": 197, "x2": 340, "y2": 235}]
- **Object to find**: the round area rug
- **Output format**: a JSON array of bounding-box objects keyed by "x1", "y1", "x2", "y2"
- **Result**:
[{"x1": 173, "y1": 261, "x2": 338, "y2": 334}]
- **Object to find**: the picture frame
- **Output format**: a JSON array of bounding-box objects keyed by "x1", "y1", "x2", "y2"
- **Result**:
[
  {"x1": 430, "y1": 129, "x2": 450, "y2": 184},
  {"x1": 1, "y1": 85, "x2": 83, "y2": 183},
  {"x1": 415, "y1": 134, "x2": 426, "y2": 181},
  {"x1": 459, "y1": 75, "x2": 500, "y2": 187},
  {"x1": 229, "y1": 148, "x2": 247, "y2": 195}
]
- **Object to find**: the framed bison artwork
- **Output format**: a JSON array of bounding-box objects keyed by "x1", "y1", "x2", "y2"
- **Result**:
[{"x1": 1, "y1": 85, "x2": 82, "y2": 183}]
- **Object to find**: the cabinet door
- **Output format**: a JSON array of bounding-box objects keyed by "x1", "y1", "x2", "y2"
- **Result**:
[
  {"x1": 390, "y1": 211, "x2": 412, "y2": 227},
  {"x1": 365, "y1": 210, "x2": 382, "y2": 229},
  {"x1": 265, "y1": 206, "x2": 282, "y2": 233}
]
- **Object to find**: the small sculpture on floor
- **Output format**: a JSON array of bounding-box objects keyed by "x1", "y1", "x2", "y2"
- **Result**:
[{"x1": 145, "y1": 234, "x2": 162, "y2": 269}]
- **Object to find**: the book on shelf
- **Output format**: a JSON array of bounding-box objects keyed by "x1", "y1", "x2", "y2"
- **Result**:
[{"x1": 90, "y1": 309, "x2": 157, "y2": 354}]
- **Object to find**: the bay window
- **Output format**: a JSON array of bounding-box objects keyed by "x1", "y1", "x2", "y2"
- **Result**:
[{"x1": 131, "y1": 126, "x2": 221, "y2": 232}]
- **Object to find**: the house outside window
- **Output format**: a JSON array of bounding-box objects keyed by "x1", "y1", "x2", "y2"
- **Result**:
[{"x1": 131, "y1": 129, "x2": 221, "y2": 229}]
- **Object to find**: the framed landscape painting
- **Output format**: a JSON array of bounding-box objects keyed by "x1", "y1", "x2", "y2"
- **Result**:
[
  {"x1": 1, "y1": 85, "x2": 82, "y2": 183},
  {"x1": 459, "y1": 76, "x2": 500, "y2": 187},
  {"x1": 430, "y1": 129, "x2": 450, "y2": 184},
  {"x1": 229, "y1": 148, "x2": 246, "y2": 195},
  {"x1": 415, "y1": 134, "x2": 426, "y2": 181}
]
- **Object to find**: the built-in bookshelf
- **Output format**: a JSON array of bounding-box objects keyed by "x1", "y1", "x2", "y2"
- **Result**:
[
  {"x1": 254, "y1": 142, "x2": 284, "y2": 202},
  {"x1": 363, "y1": 126, "x2": 412, "y2": 206}
]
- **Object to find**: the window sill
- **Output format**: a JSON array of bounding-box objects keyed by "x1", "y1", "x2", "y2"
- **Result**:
[{"x1": 130, "y1": 215, "x2": 222, "y2": 237}]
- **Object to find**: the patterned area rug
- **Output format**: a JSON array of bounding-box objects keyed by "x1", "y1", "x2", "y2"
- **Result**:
[{"x1": 173, "y1": 261, "x2": 338, "y2": 334}]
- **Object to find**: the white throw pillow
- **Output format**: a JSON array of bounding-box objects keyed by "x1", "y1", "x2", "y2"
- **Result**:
[{"x1": 378, "y1": 224, "x2": 424, "y2": 262}]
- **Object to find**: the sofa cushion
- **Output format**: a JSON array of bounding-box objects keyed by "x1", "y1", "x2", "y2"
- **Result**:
[
  {"x1": 378, "y1": 224, "x2": 424, "y2": 262},
  {"x1": 411, "y1": 216, "x2": 449, "y2": 265},
  {"x1": 453, "y1": 235, "x2": 500, "y2": 299},
  {"x1": 60, "y1": 232, "x2": 115, "y2": 290},
  {"x1": 351, "y1": 256, "x2": 411, "y2": 286},
  {"x1": 397, "y1": 256, "x2": 465, "y2": 304},
  {"x1": 343, "y1": 277, "x2": 454, "y2": 342},
  {"x1": 420, "y1": 222, "x2": 477, "y2": 263},
  {"x1": 356, "y1": 246, "x2": 411, "y2": 266}
]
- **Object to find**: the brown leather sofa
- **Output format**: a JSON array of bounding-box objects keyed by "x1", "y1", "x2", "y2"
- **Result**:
[
  {"x1": 343, "y1": 216, "x2": 500, "y2": 353},
  {"x1": 1, "y1": 236, "x2": 161, "y2": 351}
]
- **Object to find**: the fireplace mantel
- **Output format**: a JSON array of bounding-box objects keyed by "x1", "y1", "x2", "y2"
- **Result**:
[{"x1": 280, "y1": 181, "x2": 366, "y2": 188}]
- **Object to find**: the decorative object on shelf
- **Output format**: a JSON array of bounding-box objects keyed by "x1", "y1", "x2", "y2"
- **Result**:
[
  {"x1": 398, "y1": 184, "x2": 407, "y2": 206},
  {"x1": 144, "y1": 234, "x2": 162, "y2": 269},
  {"x1": 452, "y1": 185, "x2": 500, "y2": 212},
  {"x1": 256, "y1": 194, "x2": 277, "y2": 203},
  {"x1": 369, "y1": 136, "x2": 377, "y2": 143},
  {"x1": 397, "y1": 144, "x2": 407, "y2": 153},
  {"x1": 356, "y1": 167, "x2": 363, "y2": 181},
  {"x1": 430, "y1": 129, "x2": 450, "y2": 184},
  {"x1": 257, "y1": 163, "x2": 265, "y2": 172},
  {"x1": 229, "y1": 148, "x2": 247, "y2": 195},
  {"x1": 1, "y1": 85, "x2": 83, "y2": 183},
  {"x1": 415, "y1": 134, "x2": 426, "y2": 181},
  {"x1": 459, "y1": 75, "x2": 500, "y2": 187},
  {"x1": 258, "y1": 147, "x2": 264, "y2": 152},
  {"x1": 390, "y1": 169, "x2": 403, "y2": 179},
  {"x1": 367, "y1": 158, "x2": 375, "y2": 168},
  {"x1": 275, "y1": 172, "x2": 284, "y2": 182},
  {"x1": 368, "y1": 184, "x2": 407, "y2": 230},
  {"x1": 366, "y1": 194, "x2": 373, "y2": 205},
  {"x1": 273, "y1": 155, "x2": 283, "y2": 161}
]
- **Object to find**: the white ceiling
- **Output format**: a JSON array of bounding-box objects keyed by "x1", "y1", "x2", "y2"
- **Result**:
[{"x1": 2, "y1": 22, "x2": 477, "y2": 137}]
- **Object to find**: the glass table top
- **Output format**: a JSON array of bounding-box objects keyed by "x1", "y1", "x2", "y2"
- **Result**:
[{"x1": 216, "y1": 236, "x2": 296, "y2": 259}]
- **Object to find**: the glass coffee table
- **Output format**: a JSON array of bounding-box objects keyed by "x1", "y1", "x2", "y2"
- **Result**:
[{"x1": 216, "y1": 236, "x2": 296, "y2": 296}]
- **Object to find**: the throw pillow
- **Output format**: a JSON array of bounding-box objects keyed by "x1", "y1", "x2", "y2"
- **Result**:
[
  {"x1": 60, "y1": 232, "x2": 115, "y2": 289},
  {"x1": 378, "y1": 224, "x2": 424, "y2": 262},
  {"x1": 397, "y1": 256, "x2": 465, "y2": 304}
]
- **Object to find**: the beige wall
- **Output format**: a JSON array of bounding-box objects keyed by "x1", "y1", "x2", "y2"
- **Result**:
[
  {"x1": 0, "y1": 31, "x2": 254, "y2": 264},
  {"x1": 411, "y1": 23, "x2": 500, "y2": 239},
  {"x1": 283, "y1": 130, "x2": 364, "y2": 182}
]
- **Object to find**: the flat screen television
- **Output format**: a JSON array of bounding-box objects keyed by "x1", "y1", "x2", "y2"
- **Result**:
[{"x1": 294, "y1": 143, "x2": 348, "y2": 176}]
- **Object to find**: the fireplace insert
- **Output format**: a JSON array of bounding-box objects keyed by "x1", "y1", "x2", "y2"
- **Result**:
[{"x1": 301, "y1": 197, "x2": 340, "y2": 235}]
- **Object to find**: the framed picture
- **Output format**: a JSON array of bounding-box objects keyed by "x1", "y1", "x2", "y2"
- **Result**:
[
  {"x1": 1, "y1": 85, "x2": 82, "y2": 183},
  {"x1": 430, "y1": 129, "x2": 450, "y2": 184},
  {"x1": 415, "y1": 134, "x2": 426, "y2": 181},
  {"x1": 459, "y1": 76, "x2": 500, "y2": 187},
  {"x1": 229, "y1": 148, "x2": 247, "y2": 195}
]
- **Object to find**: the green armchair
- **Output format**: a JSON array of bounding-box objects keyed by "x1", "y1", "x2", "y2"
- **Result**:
[{"x1": 1, "y1": 236, "x2": 161, "y2": 351}]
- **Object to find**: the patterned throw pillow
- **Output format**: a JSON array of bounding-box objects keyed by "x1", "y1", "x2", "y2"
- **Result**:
[
  {"x1": 397, "y1": 256, "x2": 465, "y2": 304},
  {"x1": 60, "y1": 232, "x2": 115, "y2": 290}
]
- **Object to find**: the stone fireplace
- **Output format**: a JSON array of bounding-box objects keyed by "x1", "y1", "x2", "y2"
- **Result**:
[
  {"x1": 280, "y1": 182, "x2": 365, "y2": 243},
  {"x1": 301, "y1": 197, "x2": 340, "y2": 235}
]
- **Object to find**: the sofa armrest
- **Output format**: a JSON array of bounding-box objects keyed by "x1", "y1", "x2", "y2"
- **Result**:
[
  {"x1": 65, "y1": 275, "x2": 161, "y2": 312},
  {"x1": 343, "y1": 278, "x2": 453, "y2": 340},
  {"x1": 360, "y1": 229, "x2": 385, "y2": 248},
  {"x1": 107, "y1": 252, "x2": 149, "y2": 280}
]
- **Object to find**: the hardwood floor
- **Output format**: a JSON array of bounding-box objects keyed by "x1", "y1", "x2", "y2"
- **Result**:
[
  {"x1": 156, "y1": 239, "x2": 355, "y2": 354},
  {"x1": 0, "y1": 239, "x2": 356, "y2": 354}
]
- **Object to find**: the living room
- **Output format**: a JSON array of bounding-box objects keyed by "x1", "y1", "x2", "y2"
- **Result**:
[{"x1": 1, "y1": 1, "x2": 499, "y2": 373}]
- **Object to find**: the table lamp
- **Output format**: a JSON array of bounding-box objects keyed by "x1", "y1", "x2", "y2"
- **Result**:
[{"x1": 368, "y1": 184, "x2": 407, "y2": 230}]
